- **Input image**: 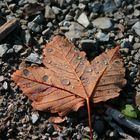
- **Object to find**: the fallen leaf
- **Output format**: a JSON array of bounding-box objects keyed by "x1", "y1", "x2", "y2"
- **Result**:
[{"x1": 11, "y1": 35, "x2": 126, "y2": 139}]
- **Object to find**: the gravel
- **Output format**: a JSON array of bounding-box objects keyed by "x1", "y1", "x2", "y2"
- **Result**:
[{"x1": 0, "y1": 0, "x2": 140, "y2": 139}]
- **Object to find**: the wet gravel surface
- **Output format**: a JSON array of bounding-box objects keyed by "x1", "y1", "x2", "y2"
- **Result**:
[{"x1": 0, "y1": 0, "x2": 140, "y2": 139}]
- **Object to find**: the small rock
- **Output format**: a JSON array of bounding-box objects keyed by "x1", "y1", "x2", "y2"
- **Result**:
[
  {"x1": 77, "y1": 13, "x2": 90, "y2": 27},
  {"x1": 88, "y1": 1, "x2": 102, "y2": 13},
  {"x1": 134, "y1": 51, "x2": 140, "y2": 62},
  {"x1": 26, "y1": 53, "x2": 42, "y2": 64},
  {"x1": 120, "y1": 48, "x2": 129, "y2": 54},
  {"x1": 78, "y1": 3, "x2": 86, "y2": 10},
  {"x1": 33, "y1": 14, "x2": 44, "y2": 24},
  {"x1": 0, "y1": 44, "x2": 8, "y2": 57},
  {"x1": 13, "y1": 45, "x2": 23, "y2": 53},
  {"x1": 65, "y1": 22, "x2": 84, "y2": 40},
  {"x1": 132, "y1": 21, "x2": 140, "y2": 36},
  {"x1": 133, "y1": 9, "x2": 140, "y2": 17},
  {"x1": 92, "y1": 17, "x2": 112, "y2": 30},
  {"x1": 31, "y1": 113, "x2": 39, "y2": 124},
  {"x1": 28, "y1": 22, "x2": 42, "y2": 33},
  {"x1": 52, "y1": 6, "x2": 61, "y2": 15},
  {"x1": 96, "y1": 31, "x2": 109, "y2": 42},
  {"x1": 45, "y1": 5, "x2": 55, "y2": 19},
  {"x1": 0, "y1": 75, "x2": 4, "y2": 82},
  {"x1": 47, "y1": 124, "x2": 54, "y2": 134},
  {"x1": 24, "y1": 30, "x2": 32, "y2": 46},
  {"x1": 3, "y1": 81, "x2": 8, "y2": 90},
  {"x1": 103, "y1": 0, "x2": 117, "y2": 13},
  {"x1": 133, "y1": 43, "x2": 140, "y2": 50},
  {"x1": 84, "y1": 126, "x2": 90, "y2": 133},
  {"x1": 0, "y1": 96, "x2": 3, "y2": 105}
]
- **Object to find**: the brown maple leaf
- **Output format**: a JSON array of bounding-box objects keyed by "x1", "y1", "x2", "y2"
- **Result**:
[{"x1": 11, "y1": 35, "x2": 126, "y2": 139}]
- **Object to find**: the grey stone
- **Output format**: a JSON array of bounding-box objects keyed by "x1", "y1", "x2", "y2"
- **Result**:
[
  {"x1": 28, "y1": 22, "x2": 42, "y2": 33},
  {"x1": 31, "y1": 113, "x2": 39, "y2": 124},
  {"x1": 103, "y1": 0, "x2": 117, "y2": 13},
  {"x1": 0, "y1": 44, "x2": 8, "y2": 57},
  {"x1": 133, "y1": 43, "x2": 140, "y2": 50},
  {"x1": 134, "y1": 52, "x2": 140, "y2": 62},
  {"x1": 84, "y1": 126, "x2": 90, "y2": 133},
  {"x1": 65, "y1": 22, "x2": 84, "y2": 40},
  {"x1": 13, "y1": 45, "x2": 23, "y2": 53},
  {"x1": 26, "y1": 0, "x2": 37, "y2": 3},
  {"x1": 88, "y1": 2, "x2": 102, "y2": 13},
  {"x1": 24, "y1": 30, "x2": 32, "y2": 46},
  {"x1": 132, "y1": 21, "x2": 140, "y2": 36},
  {"x1": 47, "y1": 124, "x2": 54, "y2": 134},
  {"x1": 33, "y1": 14, "x2": 44, "y2": 24},
  {"x1": 133, "y1": 9, "x2": 140, "y2": 17},
  {"x1": 78, "y1": 3, "x2": 86, "y2": 10},
  {"x1": 3, "y1": 81, "x2": 8, "y2": 90},
  {"x1": 52, "y1": 6, "x2": 61, "y2": 15},
  {"x1": 114, "y1": 0, "x2": 122, "y2": 7},
  {"x1": 45, "y1": 5, "x2": 55, "y2": 19},
  {"x1": 92, "y1": 17, "x2": 112, "y2": 30},
  {"x1": 0, "y1": 75, "x2": 4, "y2": 82},
  {"x1": 77, "y1": 13, "x2": 90, "y2": 27},
  {"x1": 26, "y1": 53, "x2": 42, "y2": 64},
  {"x1": 96, "y1": 31, "x2": 109, "y2": 42}
]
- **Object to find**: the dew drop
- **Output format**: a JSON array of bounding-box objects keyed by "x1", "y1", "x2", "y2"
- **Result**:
[
  {"x1": 86, "y1": 67, "x2": 92, "y2": 72},
  {"x1": 61, "y1": 79, "x2": 70, "y2": 86},
  {"x1": 48, "y1": 60, "x2": 52, "y2": 64},
  {"x1": 42, "y1": 75, "x2": 49, "y2": 82},
  {"x1": 77, "y1": 56, "x2": 82, "y2": 60},
  {"x1": 114, "y1": 60, "x2": 120, "y2": 64},
  {"x1": 23, "y1": 69, "x2": 30, "y2": 76},
  {"x1": 47, "y1": 48, "x2": 53, "y2": 52}
]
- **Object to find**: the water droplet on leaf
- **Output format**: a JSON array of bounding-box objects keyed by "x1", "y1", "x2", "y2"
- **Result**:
[
  {"x1": 86, "y1": 67, "x2": 92, "y2": 72},
  {"x1": 47, "y1": 48, "x2": 53, "y2": 52},
  {"x1": 23, "y1": 69, "x2": 30, "y2": 76},
  {"x1": 42, "y1": 75, "x2": 49, "y2": 82},
  {"x1": 61, "y1": 79, "x2": 70, "y2": 86}
]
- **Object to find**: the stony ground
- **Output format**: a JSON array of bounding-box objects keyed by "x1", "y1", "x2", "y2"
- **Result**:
[{"x1": 0, "y1": 0, "x2": 140, "y2": 140}]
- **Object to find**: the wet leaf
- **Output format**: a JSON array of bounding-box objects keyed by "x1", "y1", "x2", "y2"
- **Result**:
[{"x1": 11, "y1": 35, "x2": 126, "y2": 139}]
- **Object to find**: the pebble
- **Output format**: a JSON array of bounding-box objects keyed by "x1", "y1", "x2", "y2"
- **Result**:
[
  {"x1": 65, "y1": 22, "x2": 84, "y2": 40},
  {"x1": 32, "y1": 14, "x2": 44, "y2": 24},
  {"x1": 0, "y1": 75, "x2": 4, "y2": 82},
  {"x1": 52, "y1": 6, "x2": 61, "y2": 15},
  {"x1": 88, "y1": 1, "x2": 102, "y2": 13},
  {"x1": 96, "y1": 31, "x2": 110, "y2": 42},
  {"x1": 103, "y1": 0, "x2": 117, "y2": 13},
  {"x1": 0, "y1": 44, "x2": 8, "y2": 57},
  {"x1": 45, "y1": 5, "x2": 56, "y2": 19},
  {"x1": 31, "y1": 113, "x2": 39, "y2": 124},
  {"x1": 3, "y1": 81, "x2": 8, "y2": 90},
  {"x1": 92, "y1": 17, "x2": 112, "y2": 30},
  {"x1": 77, "y1": 12, "x2": 90, "y2": 28},
  {"x1": 24, "y1": 30, "x2": 32, "y2": 46},
  {"x1": 132, "y1": 21, "x2": 140, "y2": 36},
  {"x1": 26, "y1": 53, "x2": 42, "y2": 64},
  {"x1": 47, "y1": 124, "x2": 54, "y2": 134},
  {"x1": 28, "y1": 22, "x2": 42, "y2": 33},
  {"x1": 13, "y1": 45, "x2": 23, "y2": 53}
]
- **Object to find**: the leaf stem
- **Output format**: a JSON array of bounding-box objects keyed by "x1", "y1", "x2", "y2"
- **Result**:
[{"x1": 86, "y1": 98, "x2": 93, "y2": 140}]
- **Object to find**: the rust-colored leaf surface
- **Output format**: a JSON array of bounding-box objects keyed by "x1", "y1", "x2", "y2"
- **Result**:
[{"x1": 11, "y1": 36, "x2": 126, "y2": 139}]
